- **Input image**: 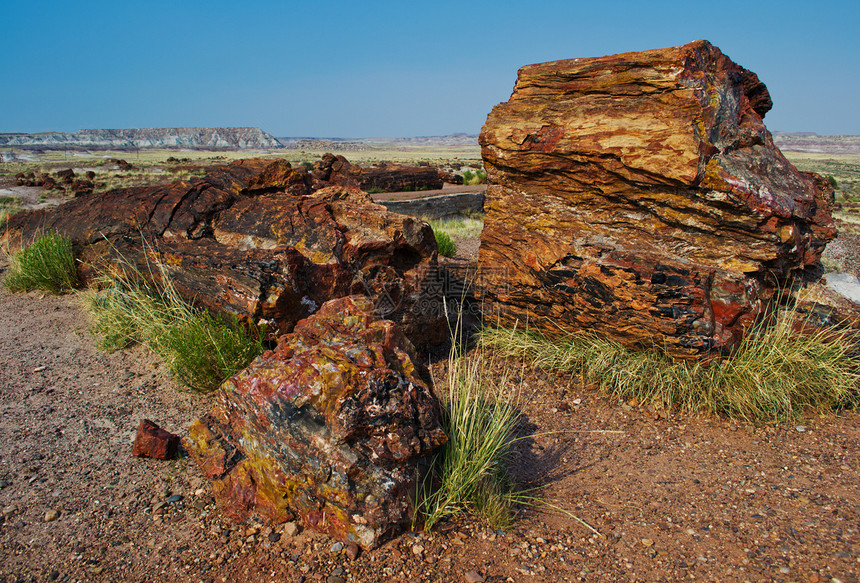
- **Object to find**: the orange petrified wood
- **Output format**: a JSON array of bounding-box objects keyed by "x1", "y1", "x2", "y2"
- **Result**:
[{"x1": 478, "y1": 40, "x2": 836, "y2": 359}]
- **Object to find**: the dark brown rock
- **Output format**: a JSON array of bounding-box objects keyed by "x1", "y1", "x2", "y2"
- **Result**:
[
  {"x1": 1, "y1": 158, "x2": 446, "y2": 348},
  {"x1": 184, "y1": 295, "x2": 446, "y2": 549},
  {"x1": 478, "y1": 40, "x2": 836, "y2": 359},
  {"x1": 70, "y1": 179, "x2": 94, "y2": 197},
  {"x1": 132, "y1": 419, "x2": 180, "y2": 460},
  {"x1": 312, "y1": 153, "x2": 443, "y2": 193},
  {"x1": 55, "y1": 168, "x2": 75, "y2": 184}
]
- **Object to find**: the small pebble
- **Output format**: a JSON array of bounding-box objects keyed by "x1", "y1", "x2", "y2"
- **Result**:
[
  {"x1": 330, "y1": 541, "x2": 343, "y2": 553},
  {"x1": 44, "y1": 509, "x2": 60, "y2": 522},
  {"x1": 166, "y1": 494, "x2": 183, "y2": 504},
  {"x1": 267, "y1": 532, "x2": 281, "y2": 543},
  {"x1": 412, "y1": 543, "x2": 424, "y2": 555},
  {"x1": 465, "y1": 570, "x2": 485, "y2": 583},
  {"x1": 345, "y1": 542, "x2": 360, "y2": 561},
  {"x1": 796, "y1": 425, "x2": 807, "y2": 433}
]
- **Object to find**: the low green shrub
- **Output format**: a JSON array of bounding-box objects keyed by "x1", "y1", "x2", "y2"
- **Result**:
[
  {"x1": 3, "y1": 231, "x2": 80, "y2": 294},
  {"x1": 480, "y1": 305, "x2": 860, "y2": 422},
  {"x1": 434, "y1": 230, "x2": 457, "y2": 258},
  {"x1": 81, "y1": 257, "x2": 264, "y2": 393}
]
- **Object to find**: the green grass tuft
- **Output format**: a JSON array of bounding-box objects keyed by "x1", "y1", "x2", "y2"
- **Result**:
[
  {"x1": 434, "y1": 230, "x2": 458, "y2": 258},
  {"x1": 416, "y1": 319, "x2": 529, "y2": 531},
  {"x1": 3, "y1": 231, "x2": 80, "y2": 294},
  {"x1": 461, "y1": 169, "x2": 487, "y2": 185},
  {"x1": 80, "y1": 256, "x2": 264, "y2": 393},
  {"x1": 479, "y1": 306, "x2": 860, "y2": 422},
  {"x1": 428, "y1": 214, "x2": 484, "y2": 240},
  {"x1": 163, "y1": 310, "x2": 266, "y2": 393}
]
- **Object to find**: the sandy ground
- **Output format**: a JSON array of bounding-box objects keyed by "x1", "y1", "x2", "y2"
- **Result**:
[{"x1": 0, "y1": 250, "x2": 858, "y2": 583}]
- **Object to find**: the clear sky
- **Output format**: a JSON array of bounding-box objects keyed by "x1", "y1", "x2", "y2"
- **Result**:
[{"x1": 1, "y1": 0, "x2": 857, "y2": 137}]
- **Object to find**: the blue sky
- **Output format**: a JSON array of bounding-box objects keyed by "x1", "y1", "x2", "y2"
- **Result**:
[{"x1": 1, "y1": 0, "x2": 857, "y2": 137}]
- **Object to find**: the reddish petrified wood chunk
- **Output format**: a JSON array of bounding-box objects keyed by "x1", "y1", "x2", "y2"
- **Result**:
[
  {"x1": 132, "y1": 419, "x2": 180, "y2": 460},
  {"x1": 184, "y1": 296, "x2": 446, "y2": 549}
]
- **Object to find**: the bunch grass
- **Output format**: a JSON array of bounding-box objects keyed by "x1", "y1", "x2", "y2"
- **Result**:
[
  {"x1": 480, "y1": 305, "x2": 860, "y2": 422},
  {"x1": 3, "y1": 231, "x2": 80, "y2": 294},
  {"x1": 434, "y1": 230, "x2": 458, "y2": 258},
  {"x1": 428, "y1": 214, "x2": 484, "y2": 240},
  {"x1": 80, "y1": 254, "x2": 264, "y2": 393},
  {"x1": 416, "y1": 313, "x2": 529, "y2": 531}
]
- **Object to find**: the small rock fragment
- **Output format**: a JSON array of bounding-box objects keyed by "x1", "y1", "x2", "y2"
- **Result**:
[
  {"x1": 132, "y1": 419, "x2": 179, "y2": 460},
  {"x1": 465, "y1": 570, "x2": 485, "y2": 583},
  {"x1": 345, "y1": 542, "x2": 360, "y2": 561},
  {"x1": 44, "y1": 509, "x2": 60, "y2": 522},
  {"x1": 283, "y1": 522, "x2": 299, "y2": 537}
]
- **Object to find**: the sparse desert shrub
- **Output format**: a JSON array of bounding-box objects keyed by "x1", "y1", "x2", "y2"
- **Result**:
[
  {"x1": 3, "y1": 231, "x2": 80, "y2": 294},
  {"x1": 434, "y1": 229, "x2": 457, "y2": 258},
  {"x1": 480, "y1": 305, "x2": 860, "y2": 422},
  {"x1": 416, "y1": 319, "x2": 527, "y2": 531},
  {"x1": 827, "y1": 175, "x2": 839, "y2": 189},
  {"x1": 81, "y1": 256, "x2": 264, "y2": 393}
]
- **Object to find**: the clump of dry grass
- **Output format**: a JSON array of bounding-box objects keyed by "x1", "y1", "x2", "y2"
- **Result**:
[
  {"x1": 80, "y1": 255, "x2": 264, "y2": 393},
  {"x1": 480, "y1": 306, "x2": 859, "y2": 422}
]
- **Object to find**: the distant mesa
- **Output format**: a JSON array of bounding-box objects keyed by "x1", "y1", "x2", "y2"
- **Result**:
[
  {"x1": 276, "y1": 134, "x2": 480, "y2": 151},
  {"x1": 0, "y1": 127, "x2": 281, "y2": 150},
  {"x1": 772, "y1": 133, "x2": 860, "y2": 155}
]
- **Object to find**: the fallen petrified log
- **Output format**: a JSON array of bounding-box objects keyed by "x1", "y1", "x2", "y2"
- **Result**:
[
  {"x1": 1, "y1": 158, "x2": 447, "y2": 348},
  {"x1": 184, "y1": 295, "x2": 446, "y2": 549},
  {"x1": 478, "y1": 40, "x2": 837, "y2": 359},
  {"x1": 313, "y1": 153, "x2": 444, "y2": 193}
]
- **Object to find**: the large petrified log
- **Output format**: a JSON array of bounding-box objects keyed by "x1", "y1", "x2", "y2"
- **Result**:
[
  {"x1": 1, "y1": 159, "x2": 447, "y2": 348},
  {"x1": 478, "y1": 40, "x2": 836, "y2": 359},
  {"x1": 184, "y1": 295, "x2": 446, "y2": 549},
  {"x1": 313, "y1": 153, "x2": 444, "y2": 193}
]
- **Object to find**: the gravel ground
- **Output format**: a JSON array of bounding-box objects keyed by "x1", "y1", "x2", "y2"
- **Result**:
[{"x1": 0, "y1": 252, "x2": 857, "y2": 583}]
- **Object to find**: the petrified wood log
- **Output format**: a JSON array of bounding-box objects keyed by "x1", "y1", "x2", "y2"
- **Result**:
[
  {"x1": 312, "y1": 153, "x2": 443, "y2": 193},
  {"x1": 478, "y1": 40, "x2": 836, "y2": 359},
  {"x1": 2, "y1": 159, "x2": 446, "y2": 348},
  {"x1": 184, "y1": 296, "x2": 446, "y2": 549}
]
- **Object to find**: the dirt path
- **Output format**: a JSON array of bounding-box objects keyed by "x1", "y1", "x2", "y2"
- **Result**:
[{"x1": 0, "y1": 261, "x2": 858, "y2": 582}]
